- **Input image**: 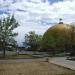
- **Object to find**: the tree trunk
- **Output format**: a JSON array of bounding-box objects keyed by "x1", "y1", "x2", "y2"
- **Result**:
[
  {"x1": 3, "y1": 47, "x2": 5, "y2": 58},
  {"x1": 3, "y1": 38, "x2": 6, "y2": 58}
]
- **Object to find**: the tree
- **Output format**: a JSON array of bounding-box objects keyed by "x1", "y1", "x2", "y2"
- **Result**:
[
  {"x1": 42, "y1": 24, "x2": 75, "y2": 55},
  {"x1": 42, "y1": 29, "x2": 66, "y2": 54},
  {"x1": 0, "y1": 15, "x2": 19, "y2": 57},
  {"x1": 23, "y1": 31, "x2": 42, "y2": 51},
  {"x1": 69, "y1": 24, "x2": 75, "y2": 56}
]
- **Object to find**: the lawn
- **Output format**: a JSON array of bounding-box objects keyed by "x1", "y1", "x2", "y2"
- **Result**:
[
  {"x1": 0, "y1": 54, "x2": 40, "y2": 59},
  {"x1": 0, "y1": 61, "x2": 75, "y2": 75}
]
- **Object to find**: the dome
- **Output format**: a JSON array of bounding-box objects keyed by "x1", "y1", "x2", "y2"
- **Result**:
[
  {"x1": 42, "y1": 22, "x2": 75, "y2": 51},
  {"x1": 43, "y1": 23, "x2": 70, "y2": 40},
  {"x1": 44, "y1": 23, "x2": 71, "y2": 35},
  {"x1": 44, "y1": 18, "x2": 71, "y2": 37}
]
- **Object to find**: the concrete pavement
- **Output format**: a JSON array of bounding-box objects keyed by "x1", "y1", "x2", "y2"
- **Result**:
[
  {"x1": 0, "y1": 58, "x2": 45, "y2": 64},
  {"x1": 50, "y1": 57, "x2": 75, "y2": 70}
]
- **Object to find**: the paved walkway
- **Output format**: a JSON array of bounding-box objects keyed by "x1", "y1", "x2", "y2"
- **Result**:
[
  {"x1": 50, "y1": 57, "x2": 75, "y2": 70},
  {"x1": 0, "y1": 58, "x2": 45, "y2": 64}
]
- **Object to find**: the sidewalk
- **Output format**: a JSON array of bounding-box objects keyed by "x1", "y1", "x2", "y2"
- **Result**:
[
  {"x1": 0, "y1": 58, "x2": 45, "y2": 64},
  {"x1": 50, "y1": 57, "x2": 75, "y2": 70}
]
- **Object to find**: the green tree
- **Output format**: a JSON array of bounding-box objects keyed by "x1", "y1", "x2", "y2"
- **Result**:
[
  {"x1": 42, "y1": 29, "x2": 66, "y2": 54},
  {"x1": 0, "y1": 15, "x2": 19, "y2": 57},
  {"x1": 42, "y1": 24, "x2": 75, "y2": 55},
  {"x1": 69, "y1": 24, "x2": 75, "y2": 56},
  {"x1": 23, "y1": 31, "x2": 42, "y2": 51}
]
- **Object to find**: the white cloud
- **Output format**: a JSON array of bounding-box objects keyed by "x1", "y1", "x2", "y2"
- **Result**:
[{"x1": 0, "y1": 0, "x2": 75, "y2": 46}]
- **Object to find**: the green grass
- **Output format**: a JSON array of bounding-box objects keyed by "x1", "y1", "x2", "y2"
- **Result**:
[{"x1": 0, "y1": 54, "x2": 40, "y2": 59}]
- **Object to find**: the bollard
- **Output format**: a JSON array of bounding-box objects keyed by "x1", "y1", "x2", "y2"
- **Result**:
[{"x1": 46, "y1": 57, "x2": 49, "y2": 63}]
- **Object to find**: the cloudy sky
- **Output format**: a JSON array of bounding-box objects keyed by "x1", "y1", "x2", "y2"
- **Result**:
[{"x1": 0, "y1": 0, "x2": 75, "y2": 46}]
